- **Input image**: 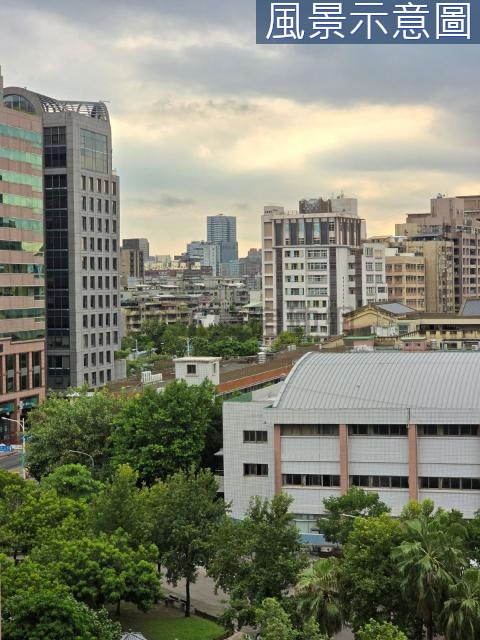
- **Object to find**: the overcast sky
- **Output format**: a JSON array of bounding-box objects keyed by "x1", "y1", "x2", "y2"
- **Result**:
[{"x1": 1, "y1": 0, "x2": 478, "y2": 256}]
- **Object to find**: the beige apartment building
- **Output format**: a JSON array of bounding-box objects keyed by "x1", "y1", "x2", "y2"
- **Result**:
[
  {"x1": 385, "y1": 250, "x2": 425, "y2": 311},
  {"x1": 397, "y1": 195, "x2": 480, "y2": 310},
  {"x1": 404, "y1": 239, "x2": 455, "y2": 313}
]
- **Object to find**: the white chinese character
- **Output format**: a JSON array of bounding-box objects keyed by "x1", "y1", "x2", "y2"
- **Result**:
[
  {"x1": 393, "y1": 2, "x2": 429, "y2": 39},
  {"x1": 309, "y1": 3, "x2": 346, "y2": 39},
  {"x1": 436, "y1": 3, "x2": 470, "y2": 38},
  {"x1": 351, "y1": 2, "x2": 388, "y2": 39},
  {"x1": 266, "y1": 3, "x2": 305, "y2": 39}
]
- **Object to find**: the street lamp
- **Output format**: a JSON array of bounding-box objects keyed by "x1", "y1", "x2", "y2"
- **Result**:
[{"x1": 67, "y1": 449, "x2": 95, "y2": 468}]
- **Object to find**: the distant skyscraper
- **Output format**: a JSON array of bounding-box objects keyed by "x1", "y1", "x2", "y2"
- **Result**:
[
  {"x1": 3, "y1": 84, "x2": 123, "y2": 389},
  {"x1": 0, "y1": 69, "x2": 46, "y2": 438},
  {"x1": 122, "y1": 238, "x2": 149, "y2": 264},
  {"x1": 207, "y1": 214, "x2": 238, "y2": 265}
]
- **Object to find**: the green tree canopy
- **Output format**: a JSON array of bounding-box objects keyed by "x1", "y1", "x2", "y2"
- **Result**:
[
  {"x1": 318, "y1": 487, "x2": 390, "y2": 545},
  {"x1": 149, "y1": 467, "x2": 227, "y2": 616},
  {"x1": 356, "y1": 619, "x2": 408, "y2": 640},
  {"x1": 26, "y1": 389, "x2": 120, "y2": 479},
  {"x1": 110, "y1": 380, "x2": 218, "y2": 484},
  {"x1": 40, "y1": 464, "x2": 102, "y2": 501},
  {"x1": 208, "y1": 494, "x2": 306, "y2": 628},
  {"x1": 441, "y1": 568, "x2": 480, "y2": 640}
]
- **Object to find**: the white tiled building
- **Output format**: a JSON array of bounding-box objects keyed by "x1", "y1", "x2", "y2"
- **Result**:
[{"x1": 223, "y1": 352, "x2": 480, "y2": 543}]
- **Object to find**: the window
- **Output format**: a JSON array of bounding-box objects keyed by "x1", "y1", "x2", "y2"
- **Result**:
[
  {"x1": 89, "y1": 177, "x2": 94, "y2": 191},
  {"x1": 243, "y1": 430, "x2": 268, "y2": 443},
  {"x1": 81, "y1": 130, "x2": 108, "y2": 173},
  {"x1": 283, "y1": 474, "x2": 340, "y2": 487},
  {"x1": 186, "y1": 364, "x2": 197, "y2": 375},
  {"x1": 421, "y1": 477, "x2": 480, "y2": 490},
  {"x1": 419, "y1": 424, "x2": 478, "y2": 436},
  {"x1": 348, "y1": 424, "x2": 407, "y2": 436},
  {"x1": 82, "y1": 276, "x2": 87, "y2": 289},
  {"x1": 244, "y1": 463, "x2": 268, "y2": 476},
  {"x1": 350, "y1": 476, "x2": 409, "y2": 489},
  {"x1": 280, "y1": 424, "x2": 339, "y2": 436},
  {"x1": 82, "y1": 196, "x2": 87, "y2": 211},
  {"x1": 105, "y1": 200, "x2": 109, "y2": 214},
  {"x1": 104, "y1": 180, "x2": 109, "y2": 194},
  {"x1": 81, "y1": 175, "x2": 86, "y2": 190},
  {"x1": 97, "y1": 218, "x2": 102, "y2": 232},
  {"x1": 96, "y1": 178, "x2": 102, "y2": 192},
  {"x1": 89, "y1": 197, "x2": 94, "y2": 212},
  {"x1": 97, "y1": 199, "x2": 102, "y2": 213}
]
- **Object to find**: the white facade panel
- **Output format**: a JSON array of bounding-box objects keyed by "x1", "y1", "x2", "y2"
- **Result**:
[
  {"x1": 281, "y1": 437, "x2": 339, "y2": 462},
  {"x1": 284, "y1": 487, "x2": 341, "y2": 514},
  {"x1": 418, "y1": 463, "x2": 480, "y2": 477},
  {"x1": 349, "y1": 437, "x2": 409, "y2": 464},
  {"x1": 282, "y1": 461, "x2": 340, "y2": 475},
  {"x1": 223, "y1": 401, "x2": 275, "y2": 520},
  {"x1": 348, "y1": 462, "x2": 409, "y2": 475},
  {"x1": 374, "y1": 490, "x2": 410, "y2": 516},
  {"x1": 419, "y1": 491, "x2": 480, "y2": 519},
  {"x1": 417, "y1": 437, "x2": 480, "y2": 466}
]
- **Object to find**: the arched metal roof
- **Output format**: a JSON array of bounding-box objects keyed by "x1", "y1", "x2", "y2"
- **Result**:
[
  {"x1": 273, "y1": 351, "x2": 480, "y2": 412},
  {"x1": 33, "y1": 93, "x2": 109, "y2": 120}
]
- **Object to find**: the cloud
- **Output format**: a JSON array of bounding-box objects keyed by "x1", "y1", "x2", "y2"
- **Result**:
[{"x1": 0, "y1": 1, "x2": 478, "y2": 256}]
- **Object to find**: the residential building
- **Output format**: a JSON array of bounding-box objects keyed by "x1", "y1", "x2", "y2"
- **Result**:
[
  {"x1": 122, "y1": 238, "x2": 149, "y2": 264},
  {"x1": 361, "y1": 242, "x2": 388, "y2": 306},
  {"x1": 404, "y1": 239, "x2": 455, "y2": 313},
  {"x1": 3, "y1": 84, "x2": 123, "y2": 389},
  {"x1": 262, "y1": 202, "x2": 383, "y2": 341},
  {"x1": 207, "y1": 214, "x2": 238, "y2": 265},
  {"x1": 0, "y1": 69, "x2": 46, "y2": 439},
  {"x1": 223, "y1": 351, "x2": 480, "y2": 547},
  {"x1": 396, "y1": 195, "x2": 480, "y2": 310},
  {"x1": 385, "y1": 249, "x2": 425, "y2": 311},
  {"x1": 120, "y1": 248, "x2": 144, "y2": 287}
]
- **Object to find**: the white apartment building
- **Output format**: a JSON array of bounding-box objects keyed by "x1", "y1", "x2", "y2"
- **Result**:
[
  {"x1": 223, "y1": 352, "x2": 480, "y2": 545},
  {"x1": 262, "y1": 204, "x2": 386, "y2": 341}
]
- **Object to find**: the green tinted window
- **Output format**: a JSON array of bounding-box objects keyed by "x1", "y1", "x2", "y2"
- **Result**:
[
  {"x1": 0, "y1": 308, "x2": 44, "y2": 320},
  {"x1": 0, "y1": 329, "x2": 45, "y2": 341},
  {"x1": 0, "y1": 194, "x2": 43, "y2": 213},
  {"x1": 0, "y1": 286, "x2": 44, "y2": 299},
  {"x1": 80, "y1": 129, "x2": 108, "y2": 173},
  {"x1": 0, "y1": 147, "x2": 42, "y2": 168},
  {"x1": 0, "y1": 123, "x2": 42, "y2": 147},
  {"x1": 0, "y1": 263, "x2": 44, "y2": 275},
  {"x1": 0, "y1": 217, "x2": 43, "y2": 232},
  {"x1": 0, "y1": 240, "x2": 43, "y2": 254},
  {"x1": 0, "y1": 170, "x2": 42, "y2": 192}
]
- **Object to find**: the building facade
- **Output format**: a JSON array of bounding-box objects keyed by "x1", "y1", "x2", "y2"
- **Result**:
[
  {"x1": 262, "y1": 203, "x2": 383, "y2": 341},
  {"x1": 122, "y1": 238, "x2": 149, "y2": 264},
  {"x1": 120, "y1": 248, "x2": 144, "y2": 287},
  {"x1": 385, "y1": 249, "x2": 426, "y2": 311},
  {"x1": 223, "y1": 352, "x2": 480, "y2": 543},
  {"x1": 0, "y1": 71, "x2": 46, "y2": 439},
  {"x1": 3, "y1": 86, "x2": 122, "y2": 389},
  {"x1": 207, "y1": 214, "x2": 238, "y2": 265}
]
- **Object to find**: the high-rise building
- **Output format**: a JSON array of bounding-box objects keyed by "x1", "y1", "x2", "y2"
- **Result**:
[
  {"x1": 262, "y1": 200, "x2": 385, "y2": 340},
  {"x1": 207, "y1": 214, "x2": 238, "y2": 265},
  {"x1": 122, "y1": 238, "x2": 149, "y2": 264},
  {"x1": 0, "y1": 70, "x2": 46, "y2": 439},
  {"x1": 3, "y1": 85, "x2": 123, "y2": 389}
]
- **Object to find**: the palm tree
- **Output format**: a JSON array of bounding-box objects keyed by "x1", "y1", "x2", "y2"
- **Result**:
[
  {"x1": 392, "y1": 514, "x2": 466, "y2": 640},
  {"x1": 294, "y1": 557, "x2": 342, "y2": 636},
  {"x1": 441, "y1": 568, "x2": 480, "y2": 640}
]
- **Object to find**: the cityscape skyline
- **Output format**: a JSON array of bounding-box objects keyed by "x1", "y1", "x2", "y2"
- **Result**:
[{"x1": 0, "y1": 0, "x2": 478, "y2": 257}]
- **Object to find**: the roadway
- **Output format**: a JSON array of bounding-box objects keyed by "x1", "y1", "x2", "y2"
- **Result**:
[{"x1": 0, "y1": 452, "x2": 21, "y2": 473}]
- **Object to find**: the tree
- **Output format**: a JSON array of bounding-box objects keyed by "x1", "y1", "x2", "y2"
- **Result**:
[
  {"x1": 32, "y1": 532, "x2": 161, "y2": 613},
  {"x1": 252, "y1": 598, "x2": 329, "y2": 640},
  {"x1": 3, "y1": 588, "x2": 122, "y2": 640},
  {"x1": 40, "y1": 464, "x2": 102, "y2": 501},
  {"x1": 209, "y1": 494, "x2": 306, "y2": 628},
  {"x1": 110, "y1": 381, "x2": 217, "y2": 484},
  {"x1": 357, "y1": 619, "x2": 408, "y2": 640},
  {"x1": 89, "y1": 464, "x2": 151, "y2": 545},
  {"x1": 0, "y1": 483, "x2": 85, "y2": 560},
  {"x1": 318, "y1": 487, "x2": 390, "y2": 545},
  {"x1": 26, "y1": 389, "x2": 119, "y2": 479},
  {"x1": 441, "y1": 568, "x2": 480, "y2": 640},
  {"x1": 339, "y1": 514, "x2": 412, "y2": 633},
  {"x1": 392, "y1": 513, "x2": 467, "y2": 640},
  {"x1": 149, "y1": 468, "x2": 226, "y2": 616},
  {"x1": 294, "y1": 557, "x2": 342, "y2": 636}
]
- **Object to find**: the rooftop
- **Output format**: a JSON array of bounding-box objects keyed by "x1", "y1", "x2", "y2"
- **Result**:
[{"x1": 272, "y1": 351, "x2": 480, "y2": 422}]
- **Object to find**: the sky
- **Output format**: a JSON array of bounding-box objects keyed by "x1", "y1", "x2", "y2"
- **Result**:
[{"x1": 0, "y1": 0, "x2": 479, "y2": 256}]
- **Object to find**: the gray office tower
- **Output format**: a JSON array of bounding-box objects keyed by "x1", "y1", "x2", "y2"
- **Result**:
[
  {"x1": 3, "y1": 87, "x2": 123, "y2": 390},
  {"x1": 207, "y1": 214, "x2": 238, "y2": 264},
  {"x1": 122, "y1": 238, "x2": 149, "y2": 264}
]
